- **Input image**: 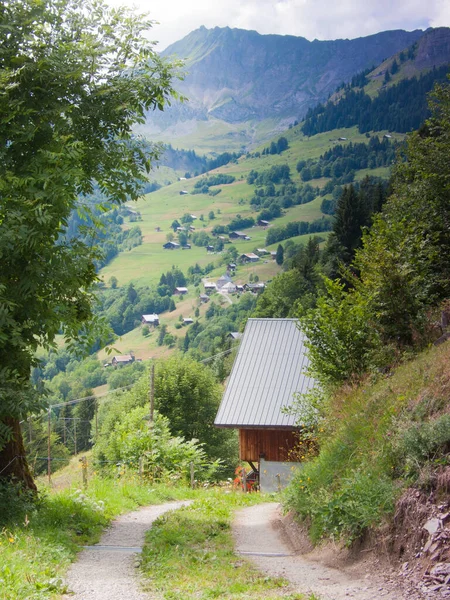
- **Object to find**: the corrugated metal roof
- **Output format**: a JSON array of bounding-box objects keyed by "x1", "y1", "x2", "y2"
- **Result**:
[{"x1": 215, "y1": 318, "x2": 315, "y2": 429}]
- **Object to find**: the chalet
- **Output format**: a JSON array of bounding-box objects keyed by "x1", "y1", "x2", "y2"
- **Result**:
[
  {"x1": 227, "y1": 263, "x2": 236, "y2": 271},
  {"x1": 256, "y1": 248, "x2": 269, "y2": 256},
  {"x1": 111, "y1": 354, "x2": 135, "y2": 367},
  {"x1": 257, "y1": 219, "x2": 270, "y2": 227},
  {"x1": 236, "y1": 284, "x2": 245, "y2": 293},
  {"x1": 183, "y1": 317, "x2": 194, "y2": 325},
  {"x1": 221, "y1": 281, "x2": 237, "y2": 294},
  {"x1": 215, "y1": 318, "x2": 315, "y2": 492},
  {"x1": 270, "y1": 251, "x2": 277, "y2": 259},
  {"x1": 199, "y1": 294, "x2": 210, "y2": 303},
  {"x1": 216, "y1": 275, "x2": 232, "y2": 289},
  {"x1": 229, "y1": 231, "x2": 247, "y2": 240},
  {"x1": 204, "y1": 282, "x2": 217, "y2": 294},
  {"x1": 189, "y1": 225, "x2": 196, "y2": 232},
  {"x1": 190, "y1": 215, "x2": 197, "y2": 220},
  {"x1": 163, "y1": 241, "x2": 180, "y2": 250},
  {"x1": 181, "y1": 244, "x2": 191, "y2": 250},
  {"x1": 245, "y1": 282, "x2": 266, "y2": 294},
  {"x1": 174, "y1": 287, "x2": 188, "y2": 295},
  {"x1": 206, "y1": 245, "x2": 215, "y2": 252},
  {"x1": 240, "y1": 253, "x2": 260, "y2": 263},
  {"x1": 228, "y1": 331, "x2": 242, "y2": 341},
  {"x1": 141, "y1": 314, "x2": 159, "y2": 327},
  {"x1": 179, "y1": 190, "x2": 189, "y2": 195}
]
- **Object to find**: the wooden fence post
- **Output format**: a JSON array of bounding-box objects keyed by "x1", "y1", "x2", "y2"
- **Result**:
[{"x1": 81, "y1": 456, "x2": 88, "y2": 488}]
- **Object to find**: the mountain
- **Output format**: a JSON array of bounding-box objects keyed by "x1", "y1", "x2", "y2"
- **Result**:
[{"x1": 142, "y1": 26, "x2": 424, "y2": 145}]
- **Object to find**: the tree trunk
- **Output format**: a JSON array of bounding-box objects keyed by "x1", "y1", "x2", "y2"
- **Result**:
[{"x1": 0, "y1": 417, "x2": 37, "y2": 492}]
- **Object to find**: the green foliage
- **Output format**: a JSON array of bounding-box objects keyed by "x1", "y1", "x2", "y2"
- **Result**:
[
  {"x1": 0, "y1": 0, "x2": 180, "y2": 475},
  {"x1": 154, "y1": 356, "x2": 238, "y2": 471},
  {"x1": 298, "y1": 278, "x2": 384, "y2": 387},
  {"x1": 266, "y1": 217, "x2": 332, "y2": 245},
  {"x1": 302, "y1": 66, "x2": 449, "y2": 135},
  {"x1": 392, "y1": 414, "x2": 450, "y2": 478},
  {"x1": 95, "y1": 405, "x2": 218, "y2": 482}
]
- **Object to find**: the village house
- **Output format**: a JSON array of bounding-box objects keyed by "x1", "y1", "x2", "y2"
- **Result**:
[
  {"x1": 256, "y1": 248, "x2": 269, "y2": 256},
  {"x1": 111, "y1": 353, "x2": 135, "y2": 367},
  {"x1": 221, "y1": 281, "x2": 237, "y2": 294},
  {"x1": 141, "y1": 314, "x2": 159, "y2": 327},
  {"x1": 174, "y1": 287, "x2": 188, "y2": 295},
  {"x1": 229, "y1": 231, "x2": 247, "y2": 240},
  {"x1": 204, "y1": 282, "x2": 217, "y2": 294},
  {"x1": 257, "y1": 219, "x2": 270, "y2": 227},
  {"x1": 216, "y1": 274, "x2": 232, "y2": 289},
  {"x1": 163, "y1": 241, "x2": 180, "y2": 250},
  {"x1": 199, "y1": 294, "x2": 210, "y2": 303},
  {"x1": 215, "y1": 318, "x2": 315, "y2": 492},
  {"x1": 240, "y1": 253, "x2": 260, "y2": 263},
  {"x1": 228, "y1": 331, "x2": 242, "y2": 341},
  {"x1": 245, "y1": 282, "x2": 266, "y2": 294}
]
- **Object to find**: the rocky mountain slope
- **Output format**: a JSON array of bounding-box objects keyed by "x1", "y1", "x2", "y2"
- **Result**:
[{"x1": 145, "y1": 27, "x2": 424, "y2": 133}]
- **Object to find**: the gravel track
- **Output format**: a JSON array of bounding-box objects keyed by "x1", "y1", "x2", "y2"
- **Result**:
[
  {"x1": 233, "y1": 502, "x2": 401, "y2": 600},
  {"x1": 63, "y1": 501, "x2": 190, "y2": 600}
]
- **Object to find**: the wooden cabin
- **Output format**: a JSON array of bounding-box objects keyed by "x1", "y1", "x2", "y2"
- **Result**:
[{"x1": 215, "y1": 318, "x2": 315, "y2": 492}]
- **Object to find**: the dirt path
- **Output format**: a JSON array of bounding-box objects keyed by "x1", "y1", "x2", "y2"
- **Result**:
[
  {"x1": 233, "y1": 502, "x2": 401, "y2": 600},
  {"x1": 63, "y1": 501, "x2": 190, "y2": 600}
]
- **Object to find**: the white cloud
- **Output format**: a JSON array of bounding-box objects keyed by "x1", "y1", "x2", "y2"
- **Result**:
[{"x1": 106, "y1": 0, "x2": 450, "y2": 50}]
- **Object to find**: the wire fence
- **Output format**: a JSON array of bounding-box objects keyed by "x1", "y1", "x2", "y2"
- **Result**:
[{"x1": 21, "y1": 350, "x2": 238, "y2": 488}]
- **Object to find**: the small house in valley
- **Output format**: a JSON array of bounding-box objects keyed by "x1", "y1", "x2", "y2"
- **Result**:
[
  {"x1": 204, "y1": 282, "x2": 217, "y2": 294},
  {"x1": 229, "y1": 231, "x2": 247, "y2": 240},
  {"x1": 183, "y1": 317, "x2": 194, "y2": 325},
  {"x1": 215, "y1": 318, "x2": 315, "y2": 492},
  {"x1": 174, "y1": 287, "x2": 188, "y2": 295},
  {"x1": 240, "y1": 253, "x2": 259, "y2": 263},
  {"x1": 141, "y1": 314, "x2": 159, "y2": 327},
  {"x1": 163, "y1": 241, "x2": 180, "y2": 250},
  {"x1": 112, "y1": 353, "x2": 135, "y2": 367}
]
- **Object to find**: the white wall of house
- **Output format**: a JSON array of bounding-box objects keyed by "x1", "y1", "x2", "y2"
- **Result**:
[{"x1": 259, "y1": 457, "x2": 302, "y2": 493}]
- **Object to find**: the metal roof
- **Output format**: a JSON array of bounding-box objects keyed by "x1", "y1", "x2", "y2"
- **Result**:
[{"x1": 214, "y1": 318, "x2": 315, "y2": 429}]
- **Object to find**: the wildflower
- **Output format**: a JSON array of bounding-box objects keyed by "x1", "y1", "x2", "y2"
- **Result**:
[{"x1": 8, "y1": 537, "x2": 14, "y2": 543}]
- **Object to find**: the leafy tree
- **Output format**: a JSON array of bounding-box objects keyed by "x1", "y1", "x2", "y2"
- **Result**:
[
  {"x1": 171, "y1": 219, "x2": 181, "y2": 232},
  {"x1": 0, "y1": 0, "x2": 180, "y2": 488},
  {"x1": 154, "y1": 355, "x2": 237, "y2": 467}
]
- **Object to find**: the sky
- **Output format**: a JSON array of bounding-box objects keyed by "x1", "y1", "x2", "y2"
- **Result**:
[{"x1": 106, "y1": 0, "x2": 450, "y2": 51}]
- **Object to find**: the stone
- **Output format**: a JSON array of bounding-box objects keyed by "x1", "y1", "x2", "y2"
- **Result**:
[{"x1": 424, "y1": 518, "x2": 443, "y2": 535}]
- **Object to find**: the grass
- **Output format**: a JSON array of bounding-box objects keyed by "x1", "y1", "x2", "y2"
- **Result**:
[
  {"x1": 141, "y1": 491, "x2": 315, "y2": 600},
  {"x1": 283, "y1": 340, "x2": 450, "y2": 544},
  {"x1": 0, "y1": 477, "x2": 201, "y2": 600}
]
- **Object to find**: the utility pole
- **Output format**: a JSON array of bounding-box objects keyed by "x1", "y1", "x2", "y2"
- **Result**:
[
  {"x1": 149, "y1": 363, "x2": 155, "y2": 426},
  {"x1": 47, "y1": 408, "x2": 51, "y2": 486},
  {"x1": 74, "y1": 418, "x2": 77, "y2": 455},
  {"x1": 95, "y1": 398, "x2": 98, "y2": 439}
]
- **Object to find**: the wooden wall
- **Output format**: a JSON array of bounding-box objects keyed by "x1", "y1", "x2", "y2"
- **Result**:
[{"x1": 239, "y1": 429, "x2": 299, "y2": 462}]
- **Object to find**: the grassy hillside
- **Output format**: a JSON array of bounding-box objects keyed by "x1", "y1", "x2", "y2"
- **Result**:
[
  {"x1": 101, "y1": 125, "x2": 400, "y2": 289},
  {"x1": 284, "y1": 339, "x2": 450, "y2": 550}
]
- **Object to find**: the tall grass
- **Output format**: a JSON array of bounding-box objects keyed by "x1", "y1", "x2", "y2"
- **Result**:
[{"x1": 284, "y1": 342, "x2": 450, "y2": 543}]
